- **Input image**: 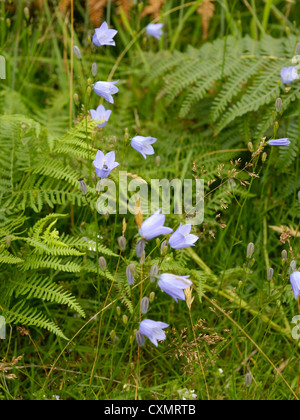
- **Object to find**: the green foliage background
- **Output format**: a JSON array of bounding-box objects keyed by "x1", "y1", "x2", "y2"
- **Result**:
[{"x1": 0, "y1": 0, "x2": 299, "y2": 401}]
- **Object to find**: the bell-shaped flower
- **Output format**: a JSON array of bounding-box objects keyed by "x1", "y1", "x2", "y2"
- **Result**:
[
  {"x1": 139, "y1": 209, "x2": 172, "y2": 240},
  {"x1": 93, "y1": 150, "x2": 119, "y2": 178},
  {"x1": 94, "y1": 81, "x2": 119, "y2": 104},
  {"x1": 169, "y1": 223, "x2": 198, "y2": 249},
  {"x1": 139, "y1": 319, "x2": 169, "y2": 347},
  {"x1": 158, "y1": 273, "x2": 192, "y2": 303},
  {"x1": 131, "y1": 136, "x2": 157, "y2": 159},
  {"x1": 268, "y1": 138, "x2": 290, "y2": 147},
  {"x1": 146, "y1": 23, "x2": 164, "y2": 40},
  {"x1": 280, "y1": 66, "x2": 298, "y2": 84},
  {"x1": 93, "y1": 21, "x2": 118, "y2": 47},
  {"x1": 90, "y1": 104, "x2": 112, "y2": 128},
  {"x1": 290, "y1": 271, "x2": 300, "y2": 300}
]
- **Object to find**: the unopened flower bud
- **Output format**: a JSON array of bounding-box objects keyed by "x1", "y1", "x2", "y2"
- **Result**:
[
  {"x1": 245, "y1": 373, "x2": 252, "y2": 388},
  {"x1": 80, "y1": 180, "x2": 87, "y2": 195},
  {"x1": 110, "y1": 330, "x2": 116, "y2": 339},
  {"x1": 124, "y1": 128, "x2": 129, "y2": 143},
  {"x1": 262, "y1": 152, "x2": 267, "y2": 162},
  {"x1": 290, "y1": 260, "x2": 297, "y2": 273},
  {"x1": 247, "y1": 242, "x2": 255, "y2": 259},
  {"x1": 150, "y1": 265, "x2": 159, "y2": 283},
  {"x1": 24, "y1": 7, "x2": 30, "y2": 20},
  {"x1": 86, "y1": 86, "x2": 92, "y2": 96},
  {"x1": 116, "y1": 306, "x2": 121, "y2": 316},
  {"x1": 275, "y1": 98, "x2": 282, "y2": 112},
  {"x1": 91, "y1": 62, "x2": 98, "y2": 77},
  {"x1": 73, "y1": 45, "x2": 82, "y2": 60},
  {"x1": 126, "y1": 264, "x2": 136, "y2": 285},
  {"x1": 149, "y1": 292, "x2": 155, "y2": 303},
  {"x1": 248, "y1": 142, "x2": 254, "y2": 152},
  {"x1": 5, "y1": 236, "x2": 11, "y2": 248},
  {"x1": 118, "y1": 236, "x2": 126, "y2": 251},
  {"x1": 122, "y1": 314, "x2": 128, "y2": 325},
  {"x1": 156, "y1": 156, "x2": 161, "y2": 166},
  {"x1": 98, "y1": 256, "x2": 107, "y2": 271},
  {"x1": 140, "y1": 297, "x2": 150, "y2": 314},
  {"x1": 136, "y1": 330, "x2": 145, "y2": 347},
  {"x1": 282, "y1": 250, "x2": 288, "y2": 261},
  {"x1": 267, "y1": 267, "x2": 274, "y2": 281},
  {"x1": 136, "y1": 240, "x2": 145, "y2": 258},
  {"x1": 160, "y1": 240, "x2": 168, "y2": 256},
  {"x1": 73, "y1": 93, "x2": 79, "y2": 105},
  {"x1": 6, "y1": 18, "x2": 11, "y2": 28}
]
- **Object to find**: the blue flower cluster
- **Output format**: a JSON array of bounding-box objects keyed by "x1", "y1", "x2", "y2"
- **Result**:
[{"x1": 87, "y1": 20, "x2": 199, "y2": 348}]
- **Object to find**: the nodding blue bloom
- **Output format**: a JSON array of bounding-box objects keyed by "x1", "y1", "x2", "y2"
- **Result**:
[
  {"x1": 158, "y1": 273, "x2": 192, "y2": 303},
  {"x1": 93, "y1": 150, "x2": 119, "y2": 178},
  {"x1": 131, "y1": 136, "x2": 157, "y2": 159},
  {"x1": 268, "y1": 138, "x2": 291, "y2": 147},
  {"x1": 169, "y1": 223, "x2": 198, "y2": 249},
  {"x1": 146, "y1": 23, "x2": 164, "y2": 40},
  {"x1": 139, "y1": 209, "x2": 173, "y2": 240},
  {"x1": 94, "y1": 81, "x2": 119, "y2": 104},
  {"x1": 290, "y1": 271, "x2": 300, "y2": 300},
  {"x1": 280, "y1": 66, "x2": 298, "y2": 84},
  {"x1": 90, "y1": 105, "x2": 112, "y2": 128},
  {"x1": 139, "y1": 319, "x2": 169, "y2": 347},
  {"x1": 92, "y1": 21, "x2": 118, "y2": 47}
]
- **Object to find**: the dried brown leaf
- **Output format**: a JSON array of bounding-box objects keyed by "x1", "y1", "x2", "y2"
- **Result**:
[
  {"x1": 141, "y1": 0, "x2": 165, "y2": 18},
  {"x1": 89, "y1": 0, "x2": 109, "y2": 27},
  {"x1": 197, "y1": 0, "x2": 215, "y2": 40}
]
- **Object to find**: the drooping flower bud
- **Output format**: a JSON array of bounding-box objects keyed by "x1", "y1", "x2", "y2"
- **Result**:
[
  {"x1": 24, "y1": 7, "x2": 30, "y2": 20},
  {"x1": 282, "y1": 250, "x2": 288, "y2": 261},
  {"x1": 245, "y1": 373, "x2": 252, "y2": 388},
  {"x1": 275, "y1": 98, "x2": 282, "y2": 112},
  {"x1": 98, "y1": 256, "x2": 107, "y2": 271},
  {"x1": 122, "y1": 315, "x2": 128, "y2": 325},
  {"x1": 126, "y1": 264, "x2": 136, "y2": 285},
  {"x1": 290, "y1": 260, "x2": 297, "y2": 272},
  {"x1": 247, "y1": 242, "x2": 255, "y2": 259},
  {"x1": 73, "y1": 93, "x2": 79, "y2": 105},
  {"x1": 248, "y1": 142, "x2": 254, "y2": 152},
  {"x1": 73, "y1": 45, "x2": 82, "y2": 60},
  {"x1": 136, "y1": 240, "x2": 145, "y2": 258},
  {"x1": 86, "y1": 86, "x2": 92, "y2": 96},
  {"x1": 149, "y1": 292, "x2": 155, "y2": 303},
  {"x1": 5, "y1": 236, "x2": 11, "y2": 248},
  {"x1": 118, "y1": 236, "x2": 126, "y2": 251},
  {"x1": 80, "y1": 180, "x2": 87, "y2": 195},
  {"x1": 160, "y1": 240, "x2": 168, "y2": 256},
  {"x1": 140, "y1": 297, "x2": 150, "y2": 314},
  {"x1": 91, "y1": 62, "x2": 98, "y2": 77},
  {"x1": 150, "y1": 264, "x2": 159, "y2": 283},
  {"x1": 262, "y1": 152, "x2": 267, "y2": 162},
  {"x1": 267, "y1": 267, "x2": 274, "y2": 281},
  {"x1": 116, "y1": 306, "x2": 121, "y2": 316},
  {"x1": 136, "y1": 330, "x2": 145, "y2": 347}
]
